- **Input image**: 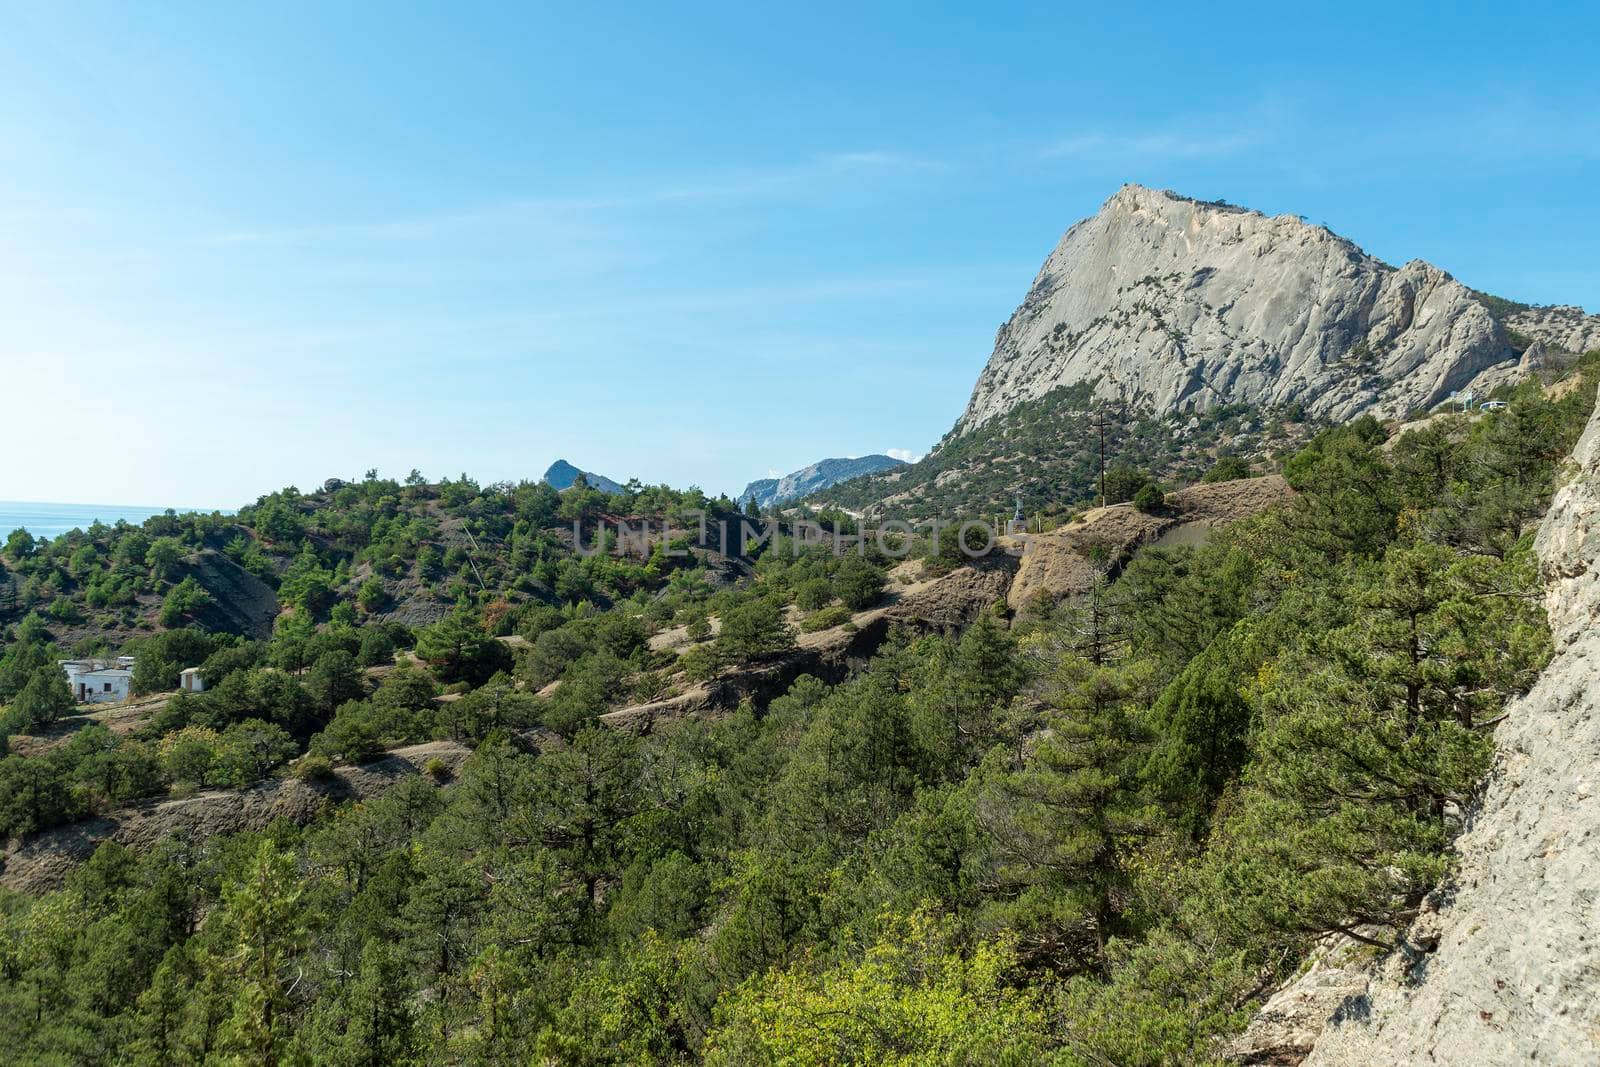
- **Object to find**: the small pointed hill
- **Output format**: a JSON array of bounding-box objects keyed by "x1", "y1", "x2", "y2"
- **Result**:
[{"x1": 543, "y1": 459, "x2": 624, "y2": 495}]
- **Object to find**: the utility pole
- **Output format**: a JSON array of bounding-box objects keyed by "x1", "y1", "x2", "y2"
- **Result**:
[
  {"x1": 1097, "y1": 418, "x2": 1107, "y2": 508},
  {"x1": 462, "y1": 528, "x2": 488, "y2": 593}
]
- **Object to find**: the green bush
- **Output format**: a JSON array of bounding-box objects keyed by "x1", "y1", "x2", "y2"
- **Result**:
[
  {"x1": 793, "y1": 578, "x2": 834, "y2": 612},
  {"x1": 158, "y1": 576, "x2": 214, "y2": 627},
  {"x1": 1103, "y1": 464, "x2": 1148, "y2": 505},
  {"x1": 309, "y1": 701, "x2": 388, "y2": 764},
  {"x1": 684, "y1": 610, "x2": 713, "y2": 642},
  {"x1": 1133, "y1": 482, "x2": 1167, "y2": 512},
  {"x1": 800, "y1": 604, "x2": 853, "y2": 632},
  {"x1": 677, "y1": 644, "x2": 722, "y2": 682},
  {"x1": 715, "y1": 598, "x2": 795, "y2": 662},
  {"x1": 833, "y1": 556, "x2": 886, "y2": 610},
  {"x1": 293, "y1": 754, "x2": 336, "y2": 780},
  {"x1": 357, "y1": 575, "x2": 389, "y2": 612},
  {"x1": 1202, "y1": 455, "x2": 1252, "y2": 483}
]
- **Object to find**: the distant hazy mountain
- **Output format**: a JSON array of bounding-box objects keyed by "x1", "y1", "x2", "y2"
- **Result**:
[
  {"x1": 543, "y1": 460, "x2": 624, "y2": 495},
  {"x1": 741, "y1": 455, "x2": 908, "y2": 510}
]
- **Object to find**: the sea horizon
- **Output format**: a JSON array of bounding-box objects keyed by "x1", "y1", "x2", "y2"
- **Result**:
[{"x1": 0, "y1": 499, "x2": 233, "y2": 542}]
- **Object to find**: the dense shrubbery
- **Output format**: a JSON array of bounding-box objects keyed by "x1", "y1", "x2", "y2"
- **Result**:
[
  {"x1": 809, "y1": 382, "x2": 1309, "y2": 519},
  {"x1": 0, "y1": 369, "x2": 1594, "y2": 1062},
  {"x1": 0, "y1": 471, "x2": 749, "y2": 648}
]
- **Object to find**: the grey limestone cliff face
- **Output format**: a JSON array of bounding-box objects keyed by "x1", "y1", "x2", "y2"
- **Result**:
[
  {"x1": 955, "y1": 185, "x2": 1517, "y2": 433},
  {"x1": 1508, "y1": 305, "x2": 1600, "y2": 359},
  {"x1": 1236, "y1": 384, "x2": 1600, "y2": 1066}
]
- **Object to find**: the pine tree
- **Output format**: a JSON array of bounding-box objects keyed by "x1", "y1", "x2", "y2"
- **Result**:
[
  {"x1": 528, "y1": 726, "x2": 640, "y2": 919},
  {"x1": 127, "y1": 945, "x2": 231, "y2": 1067},
  {"x1": 1331, "y1": 541, "x2": 1548, "y2": 733},
  {"x1": 1142, "y1": 638, "x2": 1253, "y2": 840},
  {"x1": 909, "y1": 615, "x2": 1026, "y2": 779},
  {"x1": 297, "y1": 938, "x2": 421, "y2": 1066},
  {"x1": 216, "y1": 840, "x2": 307, "y2": 1065},
  {"x1": 973, "y1": 651, "x2": 1155, "y2": 971},
  {"x1": 9, "y1": 666, "x2": 73, "y2": 732}
]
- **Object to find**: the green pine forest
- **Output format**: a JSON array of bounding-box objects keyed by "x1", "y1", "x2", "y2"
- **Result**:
[
  {"x1": 799, "y1": 381, "x2": 1315, "y2": 522},
  {"x1": 0, "y1": 361, "x2": 1595, "y2": 1064}
]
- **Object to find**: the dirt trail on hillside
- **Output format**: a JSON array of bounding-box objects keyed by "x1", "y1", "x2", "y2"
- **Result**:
[{"x1": 0, "y1": 740, "x2": 471, "y2": 893}]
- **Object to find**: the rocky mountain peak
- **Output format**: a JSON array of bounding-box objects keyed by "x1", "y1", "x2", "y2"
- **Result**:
[{"x1": 954, "y1": 185, "x2": 1518, "y2": 434}]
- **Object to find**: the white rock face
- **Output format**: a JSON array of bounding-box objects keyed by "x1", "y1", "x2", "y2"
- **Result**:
[
  {"x1": 1255, "y1": 384, "x2": 1600, "y2": 1066},
  {"x1": 955, "y1": 185, "x2": 1517, "y2": 432},
  {"x1": 1537, "y1": 385, "x2": 1600, "y2": 649}
]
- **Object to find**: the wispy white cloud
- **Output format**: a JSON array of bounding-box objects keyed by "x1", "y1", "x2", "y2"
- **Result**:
[
  {"x1": 886, "y1": 447, "x2": 921, "y2": 463},
  {"x1": 202, "y1": 150, "x2": 944, "y2": 247},
  {"x1": 202, "y1": 197, "x2": 615, "y2": 247},
  {"x1": 1042, "y1": 128, "x2": 1263, "y2": 162},
  {"x1": 1039, "y1": 97, "x2": 1294, "y2": 165},
  {"x1": 821, "y1": 150, "x2": 945, "y2": 172},
  {"x1": 653, "y1": 151, "x2": 944, "y2": 201},
  {"x1": 1361, "y1": 88, "x2": 1600, "y2": 164},
  {"x1": 1037, "y1": 89, "x2": 1600, "y2": 176}
]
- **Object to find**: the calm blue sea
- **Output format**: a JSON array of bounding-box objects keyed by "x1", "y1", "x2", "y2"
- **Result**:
[{"x1": 0, "y1": 501, "x2": 229, "y2": 541}]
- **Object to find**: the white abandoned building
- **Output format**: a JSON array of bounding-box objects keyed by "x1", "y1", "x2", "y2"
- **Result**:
[
  {"x1": 179, "y1": 666, "x2": 206, "y2": 693},
  {"x1": 59, "y1": 657, "x2": 135, "y2": 704}
]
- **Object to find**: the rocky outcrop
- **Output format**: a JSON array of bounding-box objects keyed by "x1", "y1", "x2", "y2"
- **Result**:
[
  {"x1": 600, "y1": 685, "x2": 721, "y2": 731},
  {"x1": 1228, "y1": 936, "x2": 1378, "y2": 1065},
  {"x1": 955, "y1": 185, "x2": 1518, "y2": 434},
  {"x1": 0, "y1": 740, "x2": 472, "y2": 893},
  {"x1": 1006, "y1": 507, "x2": 1165, "y2": 611},
  {"x1": 1007, "y1": 475, "x2": 1293, "y2": 610},
  {"x1": 1167, "y1": 473, "x2": 1295, "y2": 524},
  {"x1": 887, "y1": 555, "x2": 1016, "y2": 630},
  {"x1": 1538, "y1": 390, "x2": 1600, "y2": 646},
  {"x1": 1233, "y1": 385, "x2": 1600, "y2": 1065},
  {"x1": 742, "y1": 454, "x2": 909, "y2": 510},
  {"x1": 601, "y1": 615, "x2": 894, "y2": 734},
  {"x1": 1465, "y1": 337, "x2": 1583, "y2": 396},
  {"x1": 1506, "y1": 305, "x2": 1600, "y2": 357}
]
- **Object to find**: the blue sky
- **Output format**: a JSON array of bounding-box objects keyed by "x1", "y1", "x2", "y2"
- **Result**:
[{"x1": 3, "y1": 2, "x2": 1597, "y2": 507}]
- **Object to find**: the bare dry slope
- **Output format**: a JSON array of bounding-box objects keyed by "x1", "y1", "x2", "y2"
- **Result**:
[{"x1": 0, "y1": 740, "x2": 472, "y2": 893}]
